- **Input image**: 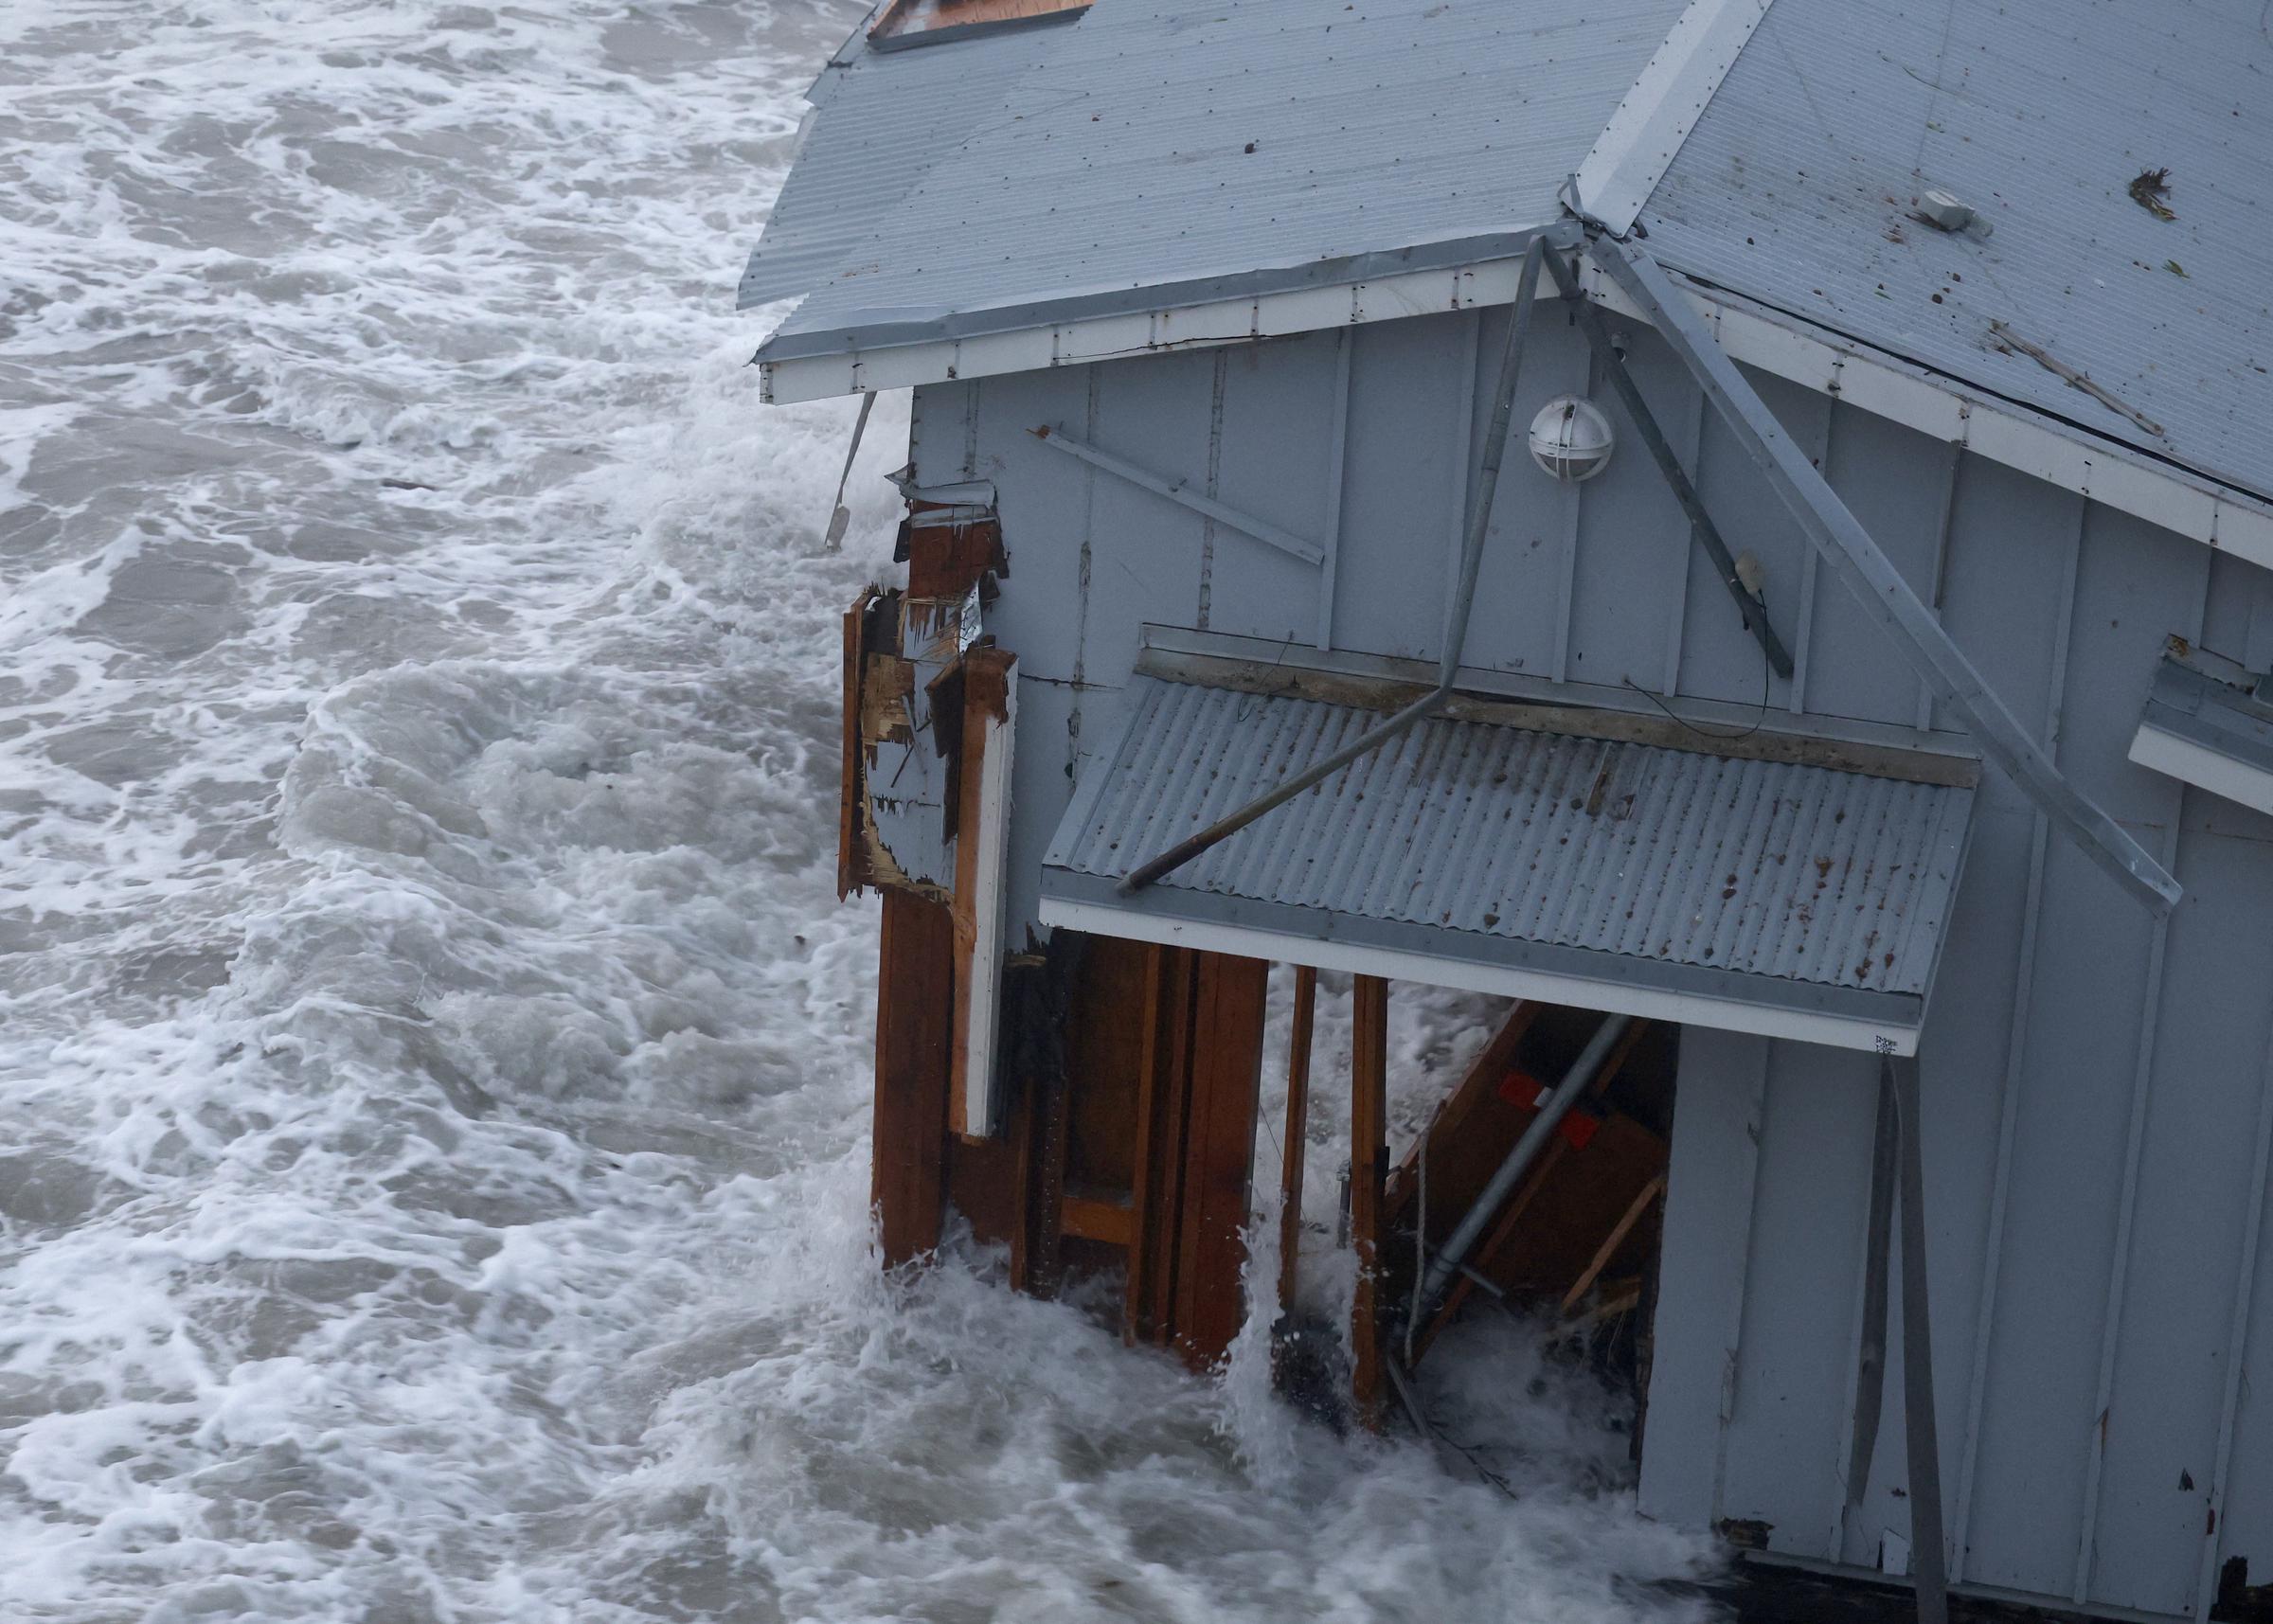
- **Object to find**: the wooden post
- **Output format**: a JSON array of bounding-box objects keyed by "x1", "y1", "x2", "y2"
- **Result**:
[
  {"x1": 1128, "y1": 945, "x2": 1196, "y2": 1344},
  {"x1": 1278, "y1": 965, "x2": 1318, "y2": 1317},
  {"x1": 872, "y1": 889, "x2": 954, "y2": 1266},
  {"x1": 1350, "y1": 973, "x2": 1390, "y2": 1429},
  {"x1": 1171, "y1": 952, "x2": 1269, "y2": 1371}
]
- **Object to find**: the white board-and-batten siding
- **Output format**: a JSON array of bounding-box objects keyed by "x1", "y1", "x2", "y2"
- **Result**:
[{"x1": 904, "y1": 300, "x2": 2273, "y2": 1621}]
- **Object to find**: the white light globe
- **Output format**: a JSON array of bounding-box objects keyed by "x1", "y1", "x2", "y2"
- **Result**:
[{"x1": 1529, "y1": 394, "x2": 1616, "y2": 483}]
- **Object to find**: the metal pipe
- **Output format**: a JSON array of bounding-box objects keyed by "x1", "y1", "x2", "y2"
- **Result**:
[
  {"x1": 1118, "y1": 232, "x2": 1547, "y2": 897},
  {"x1": 1419, "y1": 1012, "x2": 1632, "y2": 1307}
]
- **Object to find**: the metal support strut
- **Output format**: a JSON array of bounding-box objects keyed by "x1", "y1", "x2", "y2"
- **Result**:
[
  {"x1": 1590, "y1": 235, "x2": 2180, "y2": 917},
  {"x1": 1117, "y1": 232, "x2": 1548, "y2": 896},
  {"x1": 1543, "y1": 248, "x2": 1794, "y2": 678}
]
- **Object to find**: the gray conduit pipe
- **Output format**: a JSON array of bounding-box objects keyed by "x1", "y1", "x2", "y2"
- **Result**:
[
  {"x1": 1116, "y1": 231, "x2": 1548, "y2": 897},
  {"x1": 1418, "y1": 1013, "x2": 1633, "y2": 1310}
]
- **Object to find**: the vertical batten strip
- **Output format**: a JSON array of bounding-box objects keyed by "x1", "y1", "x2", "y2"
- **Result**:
[
  {"x1": 1710, "y1": 1039, "x2": 1773, "y2": 1524},
  {"x1": 1786, "y1": 398, "x2": 1834, "y2": 714},
  {"x1": 1948, "y1": 512, "x2": 2083, "y2": 1584},
  {"x1": 1916, "y1": 443, "x2": 1964, "y2": 732},
  {"x1": 1550, "y1": 343, "x2": 1595, "y2": 684},
  {"x1": 2072, "y1": 808, "x2": 2180, "y2": 1602},
  {"x1": 1316, "y1": 330, "x2": 1352, "y2": 651},
  {"x1": 2073, "y1": 540, "x2": 2208, "y2": 1605}
]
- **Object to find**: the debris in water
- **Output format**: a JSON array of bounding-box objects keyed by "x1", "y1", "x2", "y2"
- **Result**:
[
  {"x1": 2165, "y1": 259, "x2": 2189, "y2": 277},
  {"x1": 2129, "y1": 166, "x2": 2176, "y2": 220}
]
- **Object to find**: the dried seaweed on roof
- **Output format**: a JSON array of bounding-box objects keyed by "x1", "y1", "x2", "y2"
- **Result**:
[{"x1": 2129, "y1": 166, "x2": 2176, "y2": 221}]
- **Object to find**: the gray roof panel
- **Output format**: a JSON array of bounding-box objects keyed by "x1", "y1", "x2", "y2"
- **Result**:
[
  {"x1": 1044, "y1": 678, "x2": 1976, "y2": 1020},
  {"x1": 757, "y1": 0, "x2": 1687, "y2": 351},
  {"x1": 1638, "y1": 0, "x2": 2273, "y2": 502},
  {"x1": 738, "y1": 23, "x2": 1077, "y2": 310}
]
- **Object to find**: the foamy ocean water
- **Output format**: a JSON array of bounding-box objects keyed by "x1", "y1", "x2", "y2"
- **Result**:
[{"x1": 0, "y1": 5, "x2": 1717, "y2": 1619}]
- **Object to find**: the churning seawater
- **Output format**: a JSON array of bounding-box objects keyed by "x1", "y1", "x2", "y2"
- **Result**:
[{"x1": 0, "y1": 5, "x2": 1717, "y2": 1618}]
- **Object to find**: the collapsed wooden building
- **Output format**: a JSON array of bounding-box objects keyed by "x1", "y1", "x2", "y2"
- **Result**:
[{"x1": 742, "y1": 2, "x2": 2273, "y2": 1619}]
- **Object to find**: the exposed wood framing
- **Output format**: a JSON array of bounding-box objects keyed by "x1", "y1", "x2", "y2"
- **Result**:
[
  {"x1": 1562, "y1": 1172, "x2": 1668, "y2": 1319},
  {"x1": 1414, "y1": 1018, "x2": 1654, "y2": 1362},
  {"x1": 872, "y1": 889, "x2": 955, "y2": 1266},
  {"x1": 1278, "y1": 964, "x2": 1318, "y2": 1317},
  {"x1": 1129, "y1": 946, "x2": 1198, "y2": 1345},
  {"x1": 1350, "y1": 974, "x2": 1390, "y2": 1430},
  {"x1": 1170, "y1": 953, "x2": 1269, "y2": 1370}
]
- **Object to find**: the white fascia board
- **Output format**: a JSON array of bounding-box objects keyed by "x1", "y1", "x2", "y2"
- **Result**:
[
  {"x1": 758, "y1": 256, "x2": 1548, "y2": 405},
  {"x1": 760, "y1": 239, "x2": 2273, "y2": 578},
  {"x1": 1036, "y1": 896, "x2": 1923, "y2": 1057},
  {"x1": 2129, "y1": 720, "x2": 2273, "y2": 819},
  {"x1": 1571, "y1": 0, "x2": 1775, "y2": 235},
  {"x1": 1577, "y1": 258, "x2": 2273, "y2": 574}
]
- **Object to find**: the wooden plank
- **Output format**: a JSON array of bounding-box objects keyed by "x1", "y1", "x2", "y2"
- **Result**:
[
  {"x1": 1060, "y1": 1191, "x2": 1137, "y2": 1249},
  {"x1": 1562, "y1": 1171, "x2": 1668, "y2": 1318},
  {"x1": 1171, "y1": 952, "x2": 1269, "y2": 1371},
  {"x1": 1351, "y1": 973, "x2": 1390, "y2": 1430},
  {"x1": 1279, "y1": 964, "x2": 1318, "y2": 1316},
  {"x1": 872, "y1": 889, "x2": 955, "y2": 1266},
  {"x1": 946, "y1": 647, "x2": 1018, "y2": 1140}
]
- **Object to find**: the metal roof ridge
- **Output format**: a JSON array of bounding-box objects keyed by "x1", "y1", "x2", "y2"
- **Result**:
[{"x1": 1571, "y1": 0, "x2": 1777, "y2": 236}]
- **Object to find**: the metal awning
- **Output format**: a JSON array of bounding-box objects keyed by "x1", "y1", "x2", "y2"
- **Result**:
[
  {"x1": 1039, "y1": 678, "x2": 1979, "y2": 1054},
  {"x1": 2128, "y1": 642, "x2": 2273, "y2": 818}
]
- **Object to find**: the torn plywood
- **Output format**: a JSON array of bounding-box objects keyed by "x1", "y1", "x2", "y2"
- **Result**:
[{"x1": 841, "y1": 580, "x2": 991, "y2": 901}]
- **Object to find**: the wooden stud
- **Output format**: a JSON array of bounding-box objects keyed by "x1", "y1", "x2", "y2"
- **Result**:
[
  {"x1": 1561, "y1": 1171, "x2": 1668, "y2": 1319},
  {"x1": 1279, "y1": 965, "x2": 1318, "y2": 1317},
  {"x1": 1351, "y1": 973, "x2": 1390, "y2": 1430}
]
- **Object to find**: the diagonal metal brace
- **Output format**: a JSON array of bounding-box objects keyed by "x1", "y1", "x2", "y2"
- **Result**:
[
  {"x1": 1029, "y1": 424, "x2": 1325, "y2": 567},
  {"x1": 1546, "y1": 248, "x2": 1794, "y2": 678},
  {"x1": 1594, "y1": 235, "x2": 2180, "y2": 916}
]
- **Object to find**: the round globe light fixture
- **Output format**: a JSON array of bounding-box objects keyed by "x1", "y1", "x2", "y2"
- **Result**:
[{"x1": 1528, "y1": 394, "x2": 1616, "y2": 483}]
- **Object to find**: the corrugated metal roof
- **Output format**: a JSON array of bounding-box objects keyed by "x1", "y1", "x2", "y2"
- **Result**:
[
  {"x1": 739, "y1": 23, "x2": 1078, "y2": 310},
  {"x1": 1638, "y1": 0, "x2": 2273, "y2": 503},
  {"x1": 1044, "y1": 678, "x2": 1975, "y2": 1004},
  {"x1": 754, "y1": 0, "x2": 1687, "y2": 354}
]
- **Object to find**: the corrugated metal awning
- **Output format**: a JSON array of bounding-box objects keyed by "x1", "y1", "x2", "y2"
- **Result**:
[{"x1": 1039, "y1": 678, "x2": 1979, "y2": 1054}]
